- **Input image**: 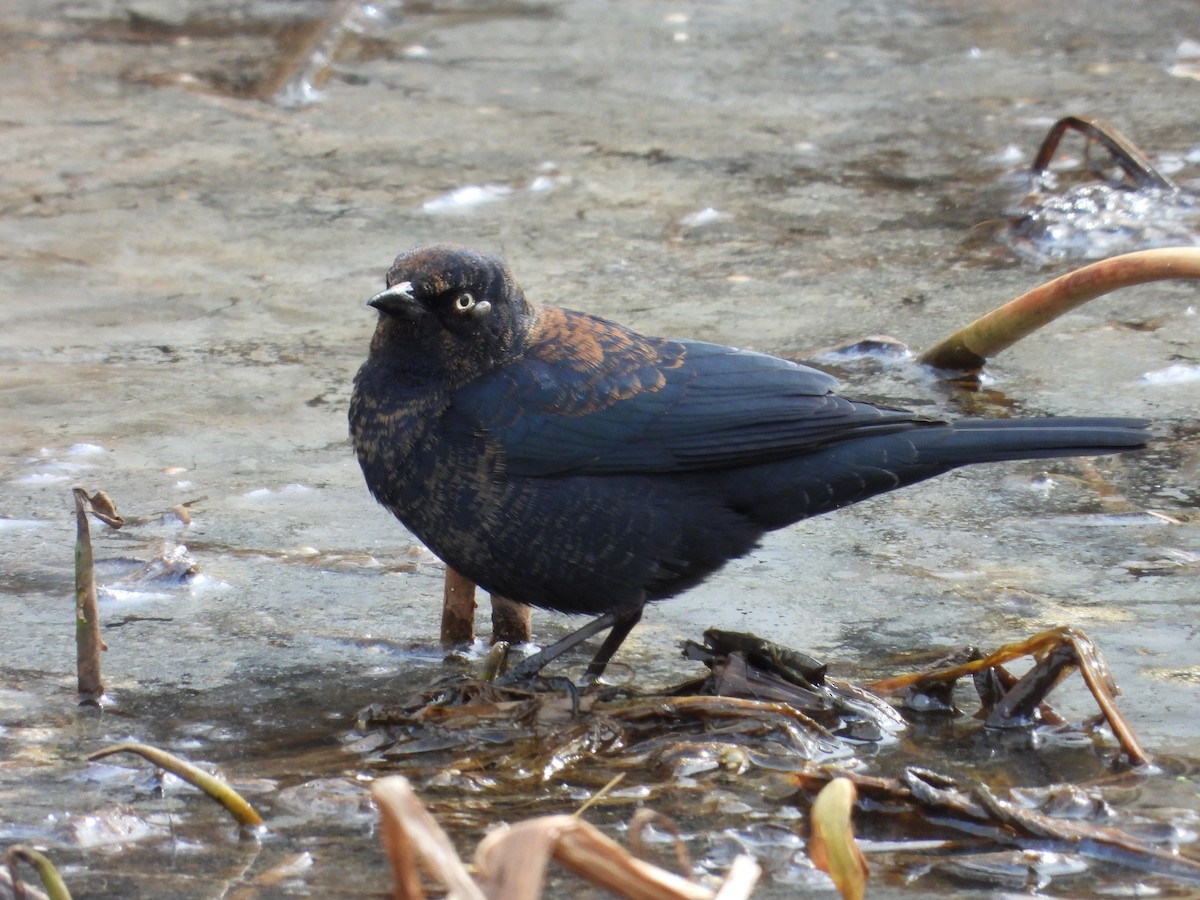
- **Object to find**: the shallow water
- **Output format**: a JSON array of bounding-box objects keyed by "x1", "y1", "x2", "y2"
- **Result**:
[{"x1": 2, "y1": 0, "x2": 1200, "y2": 896}]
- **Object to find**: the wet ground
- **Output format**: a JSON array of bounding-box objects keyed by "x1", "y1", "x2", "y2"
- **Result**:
[{"x1": 2, "y1": 0, "x2": 1200, "y2": 896}]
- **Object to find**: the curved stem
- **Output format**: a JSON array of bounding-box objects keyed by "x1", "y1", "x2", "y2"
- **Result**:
[
  {"x1": 918, "y1": 248, "x2": 1200, "y2": 372},
  {"x1": 87, "y1": 742, "x2": 264, "y2": 827},
  {"x1": 5, "y1": 846, "x2": 72, "y2": 900}
]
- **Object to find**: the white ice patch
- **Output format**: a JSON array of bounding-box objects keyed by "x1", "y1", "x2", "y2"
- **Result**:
[
  {"x1": 528, "y1": 171, "x2": 569, "y2": 193},
  {"x1": 0, "y1": 518, "x2": 48, "y2": 531},
  {"x1": 238, "y1": 483, "x2": 315, "y2": 507},
  {"x1": 15, "y1": 472, "x2": 71, "y2": 484},
  {"x1": 67, "y1": 443, "x2": 108, "y2": 456},
  {"x1": 992, "y1": 143, "x2": 1026, "y2": 165},
  {"x1": 98, "y1": 587, "x2": 173, "y2": 604},
  {"x1": 423, "y1": 163, "x2": 569, "y2": 212},
  {"x1": 422, "y1": 184, "x2": 513, "y2": 213},
  {"x1": 678, "y1": 207, "x2": 730, "y2": 228},
  {"x1": 1139, "y1": 363, "x2": 1200, "y2": 385},
  {"x1": 1170, "y1": 39, "x2": 1200, "y2": 80}
]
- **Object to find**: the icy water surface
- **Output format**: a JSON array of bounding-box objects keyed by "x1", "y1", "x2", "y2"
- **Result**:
[{"x1": 2, "y1": 0, "x2": 1200, "y2": 896}]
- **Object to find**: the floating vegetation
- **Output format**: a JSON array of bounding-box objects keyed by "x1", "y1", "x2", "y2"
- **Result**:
[{"x1": 304, "y1": 625, "x2": 1200, "y2": 893}]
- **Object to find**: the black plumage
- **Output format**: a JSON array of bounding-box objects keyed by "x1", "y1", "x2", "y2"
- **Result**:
[{"x1": 349, "y1": 245, "x2": 1148, "y2": 678}]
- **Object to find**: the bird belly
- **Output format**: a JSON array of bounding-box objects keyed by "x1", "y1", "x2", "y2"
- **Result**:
[{"x1": 394, "y1": 466, "x2": 763, "y2": 617}]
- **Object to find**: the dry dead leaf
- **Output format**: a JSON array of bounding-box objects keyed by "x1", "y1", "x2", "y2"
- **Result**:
[
  {"x1": 476, "y1": 815, "x2": 713, "y2": 900},
  {"x1": 809, "y1": 777, "x2": 868, "y2": 900},
  {"x1": 372, "y1": 776, "x2": 484, "y2": 900},
  {"x1": 371, "y1": 775, "x2": 759, "y2": 899},
  {"x1": 83, "y1": 489, "x2": 125, "y2": 529}
]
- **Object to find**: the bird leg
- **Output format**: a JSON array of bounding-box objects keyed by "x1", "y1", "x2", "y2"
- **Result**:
[
  {"x1": 501, "y1": 611, "x2": 617, "y2": 681},
  {"x1": 582, "y1": 607, "x2": 643, "y2": 682},
  {"x1": 502, "y1": 606, "x2": 643, "y2": 684}
]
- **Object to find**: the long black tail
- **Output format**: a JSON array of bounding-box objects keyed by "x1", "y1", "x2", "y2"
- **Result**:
[
  {"x1": 733, "y1": 416, "x2": 1149, "y2": 528},
  {"x1": 908, "y1": 416, "x2": 1150, "y2": 465}
]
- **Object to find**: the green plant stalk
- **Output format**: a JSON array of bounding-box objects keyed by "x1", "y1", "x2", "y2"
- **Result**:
[
  {"x1": 919, "y1": 248, "x2": 1200, "y2": 372},
  {"x1": 88, "y1": 742, "x2": 265, "y2": 827},
  {"x1": 6, "y1": 845, "x2": 73, "y2": 900},
  {"x1": 478, "y1": 640, "x2": 510, "y2": 682}
]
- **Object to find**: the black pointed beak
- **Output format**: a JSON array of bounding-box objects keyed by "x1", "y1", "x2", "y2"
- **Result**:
[{"x1": 367, "y1": 281, "x2": 424, "y2": 319}]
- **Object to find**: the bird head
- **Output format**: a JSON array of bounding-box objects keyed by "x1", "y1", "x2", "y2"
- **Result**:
[{"x1": 366, "y1": 245, "x2": 535, "y2": 382}]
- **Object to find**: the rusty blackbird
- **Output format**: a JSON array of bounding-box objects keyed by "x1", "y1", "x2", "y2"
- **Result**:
[{"x1": 350, "y1": 245, "x2": 1148, "y2": 680}]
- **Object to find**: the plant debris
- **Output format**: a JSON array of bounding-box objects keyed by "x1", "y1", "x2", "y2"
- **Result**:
[
  {"x1": 784, "y1": 766, "x2": 1200, "y2": 884},
  {"x1": 372, "y1": 774, "x2": 761, "y2": 900}
]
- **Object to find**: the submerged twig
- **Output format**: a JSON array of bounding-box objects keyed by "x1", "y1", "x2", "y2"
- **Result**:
[
  {"x1": 918, "y1": 247, "x2": 1200, "y2": 372},
  {"x1": 87, "y1": 742, "x2": 264, "y2": 828},
  {"x1": 627, "y1": 808, "x2": 692, "y2": 879},
  {"x1": 574, "y1": 773, "x2": 626, "y2": 819},
  {"x1": 619, "y1": 693, "x2": 832, "y2": 736}
]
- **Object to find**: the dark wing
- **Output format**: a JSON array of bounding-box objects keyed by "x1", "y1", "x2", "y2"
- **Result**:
[{"x1": 446, "y1": 308, "x2": 932, "y2": 477}]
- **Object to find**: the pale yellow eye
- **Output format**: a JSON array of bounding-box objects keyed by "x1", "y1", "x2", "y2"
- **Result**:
[{"x1": 454, "y1": 293, "x2": 475, "y2": 311}]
